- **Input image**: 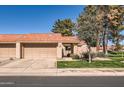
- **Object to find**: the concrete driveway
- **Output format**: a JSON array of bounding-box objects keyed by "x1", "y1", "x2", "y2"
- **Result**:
[{"x1": 0, "y1": 58, "x2": 57, "y2": 73}]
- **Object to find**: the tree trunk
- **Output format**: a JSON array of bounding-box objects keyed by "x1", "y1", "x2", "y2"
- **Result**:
[
  {"x1": 103, "y1": 30, "x2": 106, "y2": 54},
  {"x1": 96, "y1": 31, "x2": 100, "y2": 52},
  {"x1": 105, "y1": 29, "x2": 108, "y2": 55},
  {"x1": 115, "y1": 38, "x2": 120, "y2": 51},
  {"x1": 103, "y1": 29, "x2": 108, "y2": 55},
  {"x1": 103, "y1": 5, "x2": 109, "y2": 55},
  {"x1": 88, "y1": 46, "x2": 91, "y2": 63}
]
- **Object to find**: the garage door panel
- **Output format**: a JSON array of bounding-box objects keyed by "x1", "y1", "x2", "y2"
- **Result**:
[
  {"x1": 40, "y1": 48, "x2": 47, "y2": 57},
  {"x1": 23, "y1": 43, "x2": 57, "y2": 59},
  {"x1": 24, "y1": 47, "x2": 32, "y2": 58},
  {"x1": 47, "y1": 48, "x2": 56, "y2": 57},
  {"x1": 0, "y1": 44, "x2": 16, "y2": 58}
]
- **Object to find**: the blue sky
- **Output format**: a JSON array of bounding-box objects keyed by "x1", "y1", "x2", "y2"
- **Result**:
[{"x1": 0, "y1": 5, "x2": 84, "y2": 34}]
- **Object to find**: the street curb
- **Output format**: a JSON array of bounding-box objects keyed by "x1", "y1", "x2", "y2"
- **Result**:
[
  {"x1": 0, "y1": 68, "x2": 124, "y2": 76},
  {"x1": 0, "y1": 72, "x2": 124, "y2": 76}
]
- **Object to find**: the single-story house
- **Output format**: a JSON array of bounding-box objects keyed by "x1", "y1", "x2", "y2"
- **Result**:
[{"x1": 0, "y1": 33, "x2": 91, "y2": 59}]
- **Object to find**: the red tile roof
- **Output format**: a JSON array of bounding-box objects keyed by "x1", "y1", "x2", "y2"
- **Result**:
[
  {"x1": 0, "y1": 33, "x2": 80, "y2": 43},
  {"x1": 0, "y1": 34, "x2": 23, "y2": 42}
]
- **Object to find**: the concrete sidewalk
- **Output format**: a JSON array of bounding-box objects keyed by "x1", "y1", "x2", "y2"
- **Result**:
[{"x1": 0, "y1": 68, "x2": 124, "y2": 76}]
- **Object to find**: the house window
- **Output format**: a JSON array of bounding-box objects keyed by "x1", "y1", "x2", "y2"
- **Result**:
[{"x1": 65, "y1": 46, "x2": 71, "y2": 50}]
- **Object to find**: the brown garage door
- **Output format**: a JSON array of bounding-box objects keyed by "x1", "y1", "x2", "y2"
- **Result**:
[
  {"x1": 23, "y1": 43, "x2": 57, "y2": 59},
  {"x1": 0, "y1": 44, "x2": 16, "y2": 58}
]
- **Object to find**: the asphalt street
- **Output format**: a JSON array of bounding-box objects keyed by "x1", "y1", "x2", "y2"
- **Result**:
[{"x1": 0, "y1": 76, "x2": 124, "y2": 87}]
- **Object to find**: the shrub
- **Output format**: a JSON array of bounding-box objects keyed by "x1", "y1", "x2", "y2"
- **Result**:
[
  {"x1": 97, "y1": 52, "x2": 105, "y2": 57},
  {"x1": 108, "y1": 50, "x2": 115, "y2": 54},
  {"x1": 67, "y1": 53, "x2": 71, "y2": 57},
  {"x1": 108, "y1": 51, "x2": 117, "y2": 55},
  {"x1": 107, "y1": 50, "x2": 124, "y2": 57},
  {"x1": 81, "y1": 52, "x2": 96, "y2": 61},
  {"x1": 108, "y1": 50, "x2": 124, "y2": 55},
  {"x1": 71, "y1": 54, "x2": 79, "y2": 59},
  {"x1": 114, "y1": 44, "x2": 123, "y2": 51},
  {"x1": 108, "y1": 53, "x2": 124, "y2": 57}
]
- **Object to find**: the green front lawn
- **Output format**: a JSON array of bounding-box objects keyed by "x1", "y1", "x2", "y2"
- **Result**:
[
  {"x1": 57, "y1": 57, "x2": 124, "y2": 68},
  {"x1": 110, "y1": 57, "x2": 124, "y2": 61}
]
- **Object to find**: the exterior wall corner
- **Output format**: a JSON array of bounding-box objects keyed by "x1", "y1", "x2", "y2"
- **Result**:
[
  {"x1": 16, "y1": 42, "x2": 21, "y2": 59},
  {"x1": 57, "y1": 43, "x2": 63, "y2": 59},
  {"x1": 73, "y1": 44, "x2": 78, "y2": 55}
]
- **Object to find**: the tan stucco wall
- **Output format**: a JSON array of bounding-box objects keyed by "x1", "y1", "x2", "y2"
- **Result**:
[
  {"x1": 16, "y1": 42, "x2": 21, "y2": 58},
  {"x1": 73, "y1": 44, "x2": 78, "y2": 55},
  {"x1": 74, "y1": 44, "x2": 97, "y2": 56},
  {"x1": 0, "y1": 42, "x2": 98, "y2": 59},
  {"x1": 57, "y1": 43, "x2": 63, "y2": 59}
]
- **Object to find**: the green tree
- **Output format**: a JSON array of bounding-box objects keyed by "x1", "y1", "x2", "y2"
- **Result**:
[
  {"x1": 108, "y1": 5, "x2": 124, "y2": 51},
  {"x1": 83, "y1": 5, "x2": 108, "y2": 54},
  {"x1": 97, "y1": 5, "x2": 124, "y2": 52},
  {"x1": 95, "y1": 6, "x2": 108, "y2": 53},
  {"x1": 77, "y1": 6, "x2": 97, "y2": 63},
  {"x1": 51, "y1": 19, "x2": 75, "y2": 36},
  {"x1": 92, "y1": 5, "x2": 105, "y2": 52}
]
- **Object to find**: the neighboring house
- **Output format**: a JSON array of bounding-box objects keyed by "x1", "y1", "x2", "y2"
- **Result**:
[
  {"x1": 0, "y1": 33, "x2": 85, "y2": 59},
  {"x1": 1, "y1": 33, "x2": 114, "y2": 60}
]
